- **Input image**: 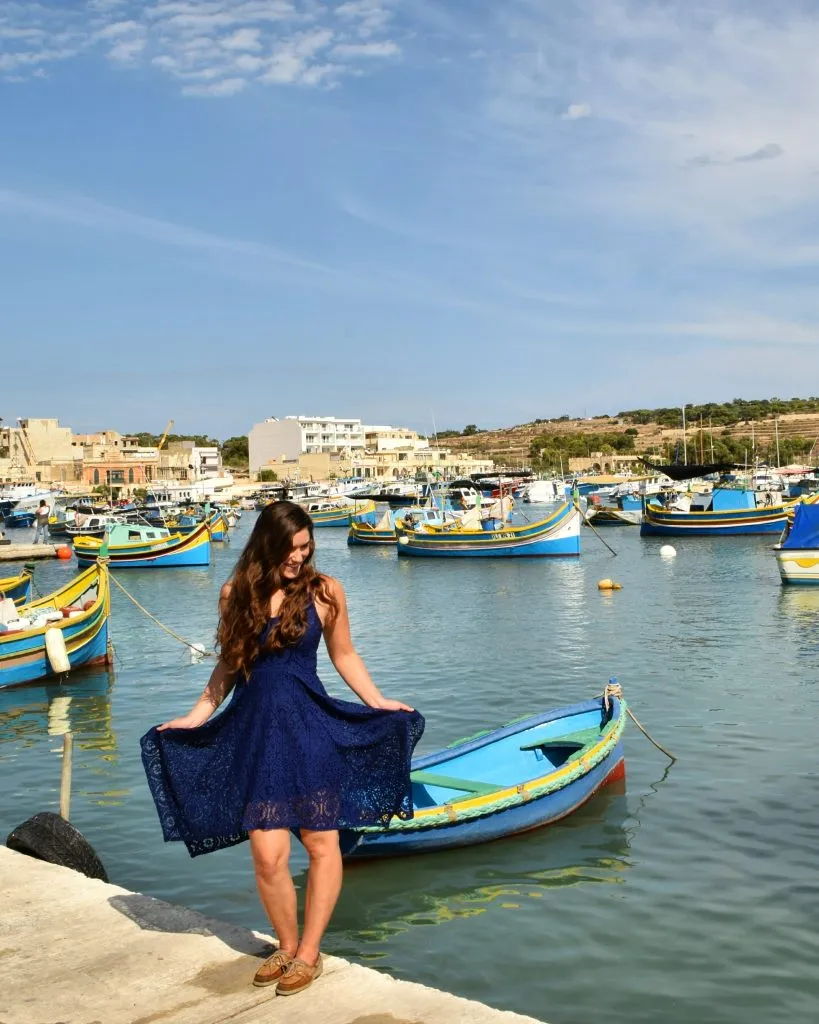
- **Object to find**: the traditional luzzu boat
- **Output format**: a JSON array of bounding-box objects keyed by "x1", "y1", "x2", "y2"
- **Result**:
[
  {"x1": 396, "y1": 500, "x2": 581, "y2": 558},
  {"x1": 640, "y1": 487, "x2": 795, "y2": 536},
  {"x1": 347, "y1": 506, "x2": 454, "y2": 546},
  {"x1": 73, "y1": 520, "x2": 210, "y2": 568},
  {"x1": 342, "y1": 691, "x2": 626, "y2": 859},
  {"x1": 774, "y1": 503, "x2": 819, "y2": 585},
  {"x1": 348, "y1": 507, "x2": 396, "y2": 546},
  {"x1": 304, "y1": 499, "x2": 377, "y2": 527},
  {"x1": 0, "y1": 563, "x2": 110, "y2": 689},
  {"x1": 585, "y1": 493, "x2": 643, "y2": 527},
  {"x1": 0, "y1": 566, "x2": 34, "y2": 605}
]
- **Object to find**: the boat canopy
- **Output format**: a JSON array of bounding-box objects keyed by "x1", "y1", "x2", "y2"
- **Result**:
[
  {"x1": 639, "y1": 458, "x2": 740, "y2": 481},
  {"x1": 782, "y1": 504, "x2": 819, "y2": 549},
  {"x1": 711, "y1": 488, "x2": 756, "y2": 511}
]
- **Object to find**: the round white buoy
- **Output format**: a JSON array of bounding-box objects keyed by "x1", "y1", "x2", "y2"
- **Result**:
[
  {"x1": 659, "y1": 544, "x2": 677, "y2": 560},
  {"x1": 398, "y1": 535, "x2": 409, "y2": 545}
]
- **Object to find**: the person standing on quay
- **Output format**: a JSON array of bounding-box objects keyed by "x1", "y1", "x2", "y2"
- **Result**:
[
  {"x1": 141, "y1": 501, "x2": 423, "y2": 997},
  {"x1": 32, "y1": 499, "x2": 50, "y2": 544}
]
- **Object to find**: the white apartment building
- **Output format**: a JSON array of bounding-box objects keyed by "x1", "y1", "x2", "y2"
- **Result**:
[{"x1": 249, "y1": 416, "x2": 365, "y2": 473}]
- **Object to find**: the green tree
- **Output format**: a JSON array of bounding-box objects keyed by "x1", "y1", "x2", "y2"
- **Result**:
[
  {"x1": 258, "y1": 468, "x2": 278, "y2": 482},
  {"x1": 221, "y1": 435, "x2": 249, "y2": 467},
  {"x1": 462, "y1": 424, "x2": 479, "y2": 436}
]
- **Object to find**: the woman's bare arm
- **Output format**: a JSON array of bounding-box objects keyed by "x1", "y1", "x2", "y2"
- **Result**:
[
  {"x1": 319, "y1": 578, "x2": 413, "y2": 712},
  {"x1": 157, "y1": 581, "x2": 237, "y2": 730}
]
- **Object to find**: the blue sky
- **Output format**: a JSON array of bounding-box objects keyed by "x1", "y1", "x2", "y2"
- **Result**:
[{"x1": 3, "y1": 0, "x2": 819, "y2": 438}]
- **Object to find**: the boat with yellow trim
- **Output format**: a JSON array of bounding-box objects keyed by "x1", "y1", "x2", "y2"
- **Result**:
[
  {"x1": 342, "y1": 691, "x2": 626, "y2": 858},
  {"x1": 303, "y1": 499, "x2": 377, "y2": 527},
  {"x1": 641, "y1": 487, "x2": 796, "y2": 536},
  {"x1": 396, "y1": 501, "x2": 581, "y2": 558},
  {"x1": 73, "y1": 520, "x2": 210, "y2": 568},
  {"x1": 0, "y1": 563, "x2": 110, "y2": 689},
  {"x1": 0, "y1": 566, "x2": 34, "y2": 606},
  {"x1": 775, "y1": 503, "x2": 819, "y2": 585}
]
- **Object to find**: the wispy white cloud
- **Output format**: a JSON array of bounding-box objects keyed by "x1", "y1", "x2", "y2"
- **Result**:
[
  {"x1": 221, "y1": 26, "x2": 262, "y2": 50},
  {"x1": 482, "y1": 1, "x2": 819, "y2": 268},
  {"x1": 561, "y1": 102, "x2": 590, "y2": 120},
  {"x1": 331, "y1": 39, "x2": 399, "y2": 58},
  {"x1": 335, "y1": 0, "x2": 393, "y2": 40},
  {"x1": 182, "y1": 75, "x2": 246, "y2": 95},
  {"x1": 0, "y1": 0, "x2": 402, "y2": 93},
  {"x1": 0, "y1": 185, "x2": 340, "y2": 275}
]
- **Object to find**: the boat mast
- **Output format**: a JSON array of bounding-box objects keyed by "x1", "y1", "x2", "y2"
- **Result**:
[
  {"x1": 775, "y1": 415, "x2": 781, "y2": 469},
  {"x1": 682, "y1": 405, "x2": 688, "y2": 464}
]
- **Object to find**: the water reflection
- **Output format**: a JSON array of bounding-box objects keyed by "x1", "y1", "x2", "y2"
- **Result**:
[
  {"x1": 0, "y1": 667, "x2": 120, "y2": 807},
  {"x1": 777, "y1": 588, "x2": 819, "y2": 659},
  {"x1": 322, "y1": 784, "x2": 631, "y2": 956}
]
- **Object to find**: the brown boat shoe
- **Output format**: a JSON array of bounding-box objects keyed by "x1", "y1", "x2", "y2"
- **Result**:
[
  {"x1": 252, "y1": 948, "x2": 295, "y2": 987},
  {"x1": 275, "y1": 953, "x2": 323, "y2": 996}
]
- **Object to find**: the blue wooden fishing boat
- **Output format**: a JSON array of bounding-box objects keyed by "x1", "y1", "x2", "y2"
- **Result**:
[
  {"x1": 304, "y1": 499, "x2": 377, "y2": 527},
  {"x1": 0, "y1": 563, "x2": 110, "y2": 689},
  {"x1": 73, "y1": 520, "x2": 210, "y2": 568},
  {"x1": 396, "y1": 501, "x2": 581, "y2": 558},
  {"x1": 0, "y1": 566, "x2": 33, "y2": 606},
  {"x1": 343, "y1": 692, "x2": 626, "y2": 859},
  {"x1": 585, "y1": 493, "x2": 643, "y2": 527},
  {"x1": 347, "y1": 507, "x2": 453, "y2": 546},
  {"x1": 774, "y1": 503, "x2": 819, "y2": 585},
  {"x1": 170, "y1": 509, "x2": 229, "y2": 541},
  {"x1": 641, "y1": 488, "x2": 793, "y2": 536}
]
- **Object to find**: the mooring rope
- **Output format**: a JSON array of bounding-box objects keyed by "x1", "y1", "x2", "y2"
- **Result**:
[
  {"x1": 106, "y1": 567, "x2": 214, "y2": 657},
  {"x1": 603, "y1": 680, "x2": 676, "y2": 762}
]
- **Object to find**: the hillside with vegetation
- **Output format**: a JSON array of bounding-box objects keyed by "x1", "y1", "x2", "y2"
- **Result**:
[
  {"x1": 131, "y1": 432, "x2": 249, "y2": 470},
  {"x1": 443, "y1": 397, "x2": 819, "y2": 472}
]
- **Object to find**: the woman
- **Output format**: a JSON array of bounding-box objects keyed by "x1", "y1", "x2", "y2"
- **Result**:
[{"x1": 141, "y1": 501, "x2": 424, "y2": 997}]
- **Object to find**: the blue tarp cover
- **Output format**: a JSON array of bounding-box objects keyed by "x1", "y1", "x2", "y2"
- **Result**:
[{"x1": 782, "y1": 504, "x2": 819, "y2": 549}]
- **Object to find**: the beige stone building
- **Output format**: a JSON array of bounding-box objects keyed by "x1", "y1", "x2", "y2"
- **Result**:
[
  {"x1": 0, "y1": 417, "x2": 83, "y2": 485},
  {"x1": 568, "y1": 452, "x2": 643, "y2": 475}
]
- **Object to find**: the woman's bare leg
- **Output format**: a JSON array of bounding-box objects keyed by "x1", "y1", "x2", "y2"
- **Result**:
[
  {"x1": 249, "y1": 828, "x2": 298, "y2": 954},
  {"x1": 298, "y1": 829, "x2": 342, "y2": 965}
]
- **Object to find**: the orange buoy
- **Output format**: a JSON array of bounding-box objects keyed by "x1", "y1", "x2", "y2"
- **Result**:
[
  {"x1": 597, "y1": 578, "x2": 614, "y2": 590},
  {"x1": 56, "y1": 546, "x2": 72, "y2": 560}
]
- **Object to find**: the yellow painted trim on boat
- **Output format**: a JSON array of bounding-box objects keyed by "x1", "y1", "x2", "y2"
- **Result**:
[{"x1": 410, "y1": 717, "x2": 622, "y2": 821}]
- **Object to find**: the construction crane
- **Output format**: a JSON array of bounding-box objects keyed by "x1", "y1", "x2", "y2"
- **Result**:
[{"x1": 157, "y1": 420, "x2": 174, "y2": 451}]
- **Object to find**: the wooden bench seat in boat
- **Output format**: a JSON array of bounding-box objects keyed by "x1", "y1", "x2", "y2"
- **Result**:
[
  {"x1": 410, "y1": 771, "x2": 506, "y2": 796},
  {"x1": 519, "y1": 727, "x2": 601, "y2": 762}
]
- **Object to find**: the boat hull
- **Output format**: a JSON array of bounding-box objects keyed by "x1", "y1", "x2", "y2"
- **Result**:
[
  {"x1": 775, "y1": 549, "x2": 819, "y2": 585},
  {"x1": 397, "y1": 502, "x2": 580, "y2": 558},
  {"x1": 309, "y1": 501, "x2": 377, "y2": 527},
  {"x1": 345, "y1": 696, "x2": 625, "y2": 859},
  {"x1": 74, "y1": 521, "x2": 211, "y2": 567},
  {"x1": 0, "y1": 565, "x2": 110, "y2": 689},
  {"x1": 0, "y1": 570, "x2": 33, "y2": 606},
  {"x1": 348, "y1": 527, "x2": 397, "y2": 545},
  {"x1": 641, "y1": 504, "x2": 789, "y2": 536},
  {"x1": 586, "y1": 508, "x2": 642, "y2": 527}
]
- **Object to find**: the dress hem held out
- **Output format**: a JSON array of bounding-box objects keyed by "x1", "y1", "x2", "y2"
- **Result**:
[{"x1": 140, "y1": 605, "x2": 424, "y2": 858}]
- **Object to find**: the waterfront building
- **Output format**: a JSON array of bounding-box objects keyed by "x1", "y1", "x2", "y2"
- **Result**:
[
  {"x1": 249, "y1": 416, "x2": 365, "y2": 473},
  {"x1": 0, "y1": 417, "x2": 82, "y2": 485}
]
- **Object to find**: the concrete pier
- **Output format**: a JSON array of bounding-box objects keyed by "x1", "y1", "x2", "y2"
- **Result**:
[
  {"x1": 0, "y1": 847, "x2": 546, "y2": 1024},
  {"x1": 0, "y1": 542, "x2": 61, "y2": 560}
]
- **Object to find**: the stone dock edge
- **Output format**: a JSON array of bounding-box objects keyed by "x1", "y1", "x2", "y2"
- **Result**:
[{"x1": 0, "y1": 846, "x2": 546, "y2": 1024}]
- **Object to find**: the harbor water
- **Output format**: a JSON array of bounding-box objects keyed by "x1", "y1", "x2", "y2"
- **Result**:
[{"x1": 2, "y1": 512, "x2": 818, "y2": 1024}]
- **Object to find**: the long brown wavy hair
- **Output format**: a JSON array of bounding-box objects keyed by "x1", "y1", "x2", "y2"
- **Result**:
[{"x1": 217, "y1": 501, "x2": 338, "y2": 679}]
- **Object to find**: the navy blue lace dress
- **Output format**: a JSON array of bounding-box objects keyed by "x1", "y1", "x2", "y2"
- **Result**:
[{"x1": 141, "y1": 603, "x2": 424, "y2": 857}]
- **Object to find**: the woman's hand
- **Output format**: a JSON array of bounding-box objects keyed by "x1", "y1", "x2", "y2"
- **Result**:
[
  {"x1": 369, "y1": 696, "x2": 415, "y2": 712},
  {"x1": 157, "y1": 710, "x2": 210, "y2": 731}
]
